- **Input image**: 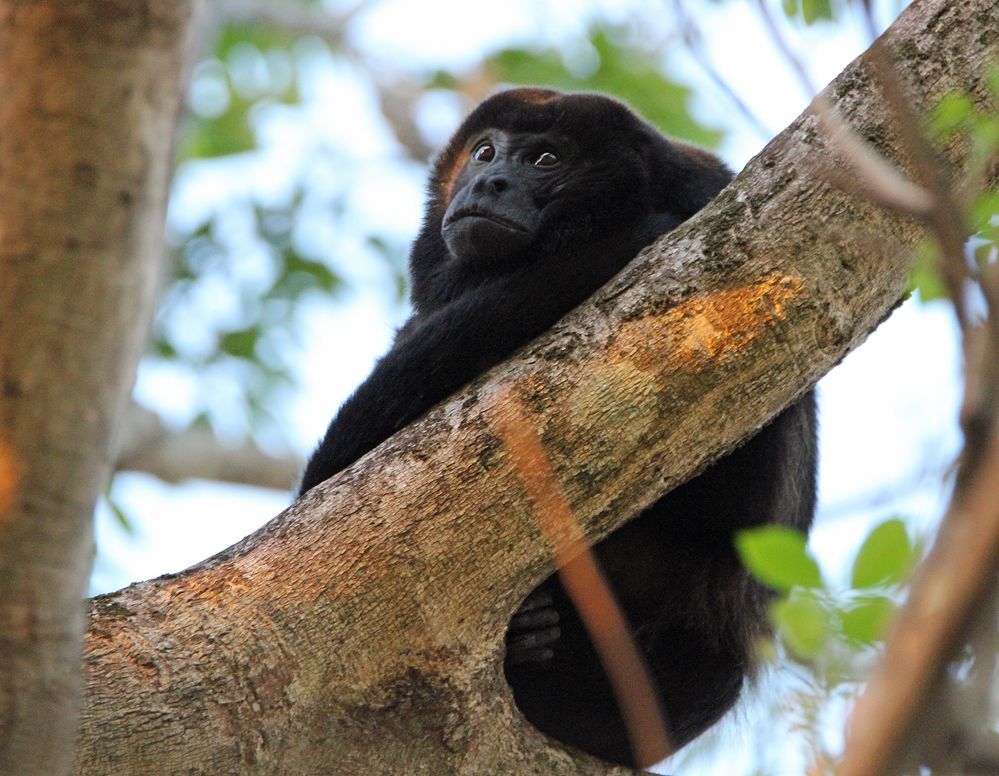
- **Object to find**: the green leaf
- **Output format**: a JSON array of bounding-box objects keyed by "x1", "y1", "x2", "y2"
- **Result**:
[
  {"x1": 284, "y1": 253, "x2": 340, "y2": 294},
  {"x1": 987, "y1": 65, "x2": 999, "y2": 101},
  {"x1": 773, "y1": 591, "x2": 830, "y2": 659},
  {"x1": 219, "y1": 325, "x2": 262, "y2": 359},
  {"x1": 927, "y1": 92, "x2": 975, "y2": 139},
  {"x1": 736, "y1": 526, "x2": 823, "y2": 592},
  {"x1": 426, "y1": 70, "x2": 459, "y2": 90},
  {"x1": 907, "y1": 240, "x2": 948, "y2": 303},
  {"x1": 974, "y1": 241, "x2": 997, "y2": 269},
  {"x1": 841, "y1": 595, "x2": 897, "y2": 644},
  {"x1": 216, "y1": 23, "x2": 298, "y2": 58},
  {"x1": 971, "y1": 115, "x2": 999, "y2": 162},
  {"x1": 969, "y1": 190, "x2": 999, "y2": 233},
  {"x1": 105, "y1": 494, "x2": 134, "y2": 534},
  {"x1": 782, "y1": 0, "x2": 799, "y2": 17},
  {"x1": 153, "y1": 339, "x2": 178, "y2": 359},
  {"x1": 800, "y1": 0, "x2": 833, "y2": 24},
  {"x1": 851, "y1": 518, "x2": 913, "y2": 588},
  {"x1": 178, "y1": 99, "x2": 257, "y2": 159}
]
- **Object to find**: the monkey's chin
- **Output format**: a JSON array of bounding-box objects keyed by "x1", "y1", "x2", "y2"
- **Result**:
[{"x1": 442, "y1": 215, "x2": 533, "y2": 264}]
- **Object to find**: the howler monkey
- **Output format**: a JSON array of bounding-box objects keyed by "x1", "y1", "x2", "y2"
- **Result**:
[{"x1": 300, "y1": 88, "x2": 817, "y2": 767}]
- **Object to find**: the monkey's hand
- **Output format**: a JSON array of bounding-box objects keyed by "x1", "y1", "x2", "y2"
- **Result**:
[{"x1": 505, "y1": 589, "x2": 561, "y2": 666}]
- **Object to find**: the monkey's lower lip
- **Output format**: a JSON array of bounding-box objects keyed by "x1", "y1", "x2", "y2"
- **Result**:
[{"x1": 447, "y1": 210, "x2": 527, "y2": 233}]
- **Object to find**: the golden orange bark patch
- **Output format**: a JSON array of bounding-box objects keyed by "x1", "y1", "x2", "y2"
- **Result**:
[
  {"x1": 0, "y1": 441, "x2": 21, "y2": 517},
  {"x1": 612, "y1": 273, "x2": 804, "y2": 375}
]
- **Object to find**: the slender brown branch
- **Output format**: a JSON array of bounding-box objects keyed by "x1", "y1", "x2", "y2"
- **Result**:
[
  {"x1": 115, "y1": 403, "x2": 301, "y2": 490},
  {"x1": 834, "y1": 24, "x2": 999, "y2": 776},
  {"x1": 755, "y1": 0, "x2": 934, "y2": 216},
  {"x1": 865, "y1": 41, "x2": 972, "y2": 333},
  {"x1": 754, "y1": 0, "x2": 818, "y2": 97},
  {"x1": 671, "y1": 0, "x2": 772, "y2": 140},
  {"x1": 491, "y1": 390, "x2": 672, "y2": 769},
  {"x1": 838, "y1": 436, "x2": 999, "y2": 776},
  {"x1": 812, "y1": 93, "x2": 935, "y2": 217}
]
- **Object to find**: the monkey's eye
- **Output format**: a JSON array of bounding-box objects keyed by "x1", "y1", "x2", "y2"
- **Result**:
[
  {"x1": 533, "y1": 151, "x2": 559, "y2": 168},
  {"x1": 472, "y1": 142, "x2": 495, "y2": 162}
]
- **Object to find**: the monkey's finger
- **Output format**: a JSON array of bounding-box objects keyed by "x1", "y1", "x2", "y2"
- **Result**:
[
  {"x1": 516, "y1": 590, "x2": 554, "y2": 613},
  {"x1": 509, "y1": 607, "x2": 559, "y2": 632},
  {"x1": 505, "y1": 646, "x2": 555, "y2": 666},
  {"x1": 506, "y1": 625, "x2": 561, "y2": 655}
]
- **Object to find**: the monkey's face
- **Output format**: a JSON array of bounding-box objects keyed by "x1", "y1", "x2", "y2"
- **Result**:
[
  {"x1": 441, "y1": 130, "x2": 568, "y2": 266},
  {"x1": 408, "y1": 88, "x2": 730, "y2": 316}
]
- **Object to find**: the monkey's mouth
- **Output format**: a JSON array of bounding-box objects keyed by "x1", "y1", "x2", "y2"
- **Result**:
[{"x1": 446, "y1": 207, "x2": 528, "y2": 234}]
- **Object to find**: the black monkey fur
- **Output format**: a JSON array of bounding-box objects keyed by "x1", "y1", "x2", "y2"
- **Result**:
[{"x1": 300, "y1": 88, "x2": 817, "y2": 767}]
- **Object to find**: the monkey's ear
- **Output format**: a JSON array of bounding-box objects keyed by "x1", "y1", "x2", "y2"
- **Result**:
[{"x1": 643, "y1": 132, "x2": 733, "y2": 219}]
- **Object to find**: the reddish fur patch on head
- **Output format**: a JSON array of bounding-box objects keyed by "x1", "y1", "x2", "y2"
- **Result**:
[
  {"x1": 512, "y1": 88, "x2": 561, "y2": 105},
  {"x1": 438, "y1": 148, "x2": 469, "y2": 208}
]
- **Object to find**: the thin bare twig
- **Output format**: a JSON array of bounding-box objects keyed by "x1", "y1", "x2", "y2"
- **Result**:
[
  {"x1": 865, "y1": 42, "x2": 971, "y2": 332},
  {"x1": 754, "y1": 1, "x2": 934, "y2": 217},
  {"x1": 754, "y1": 0, "x2": 818, "y2": 97},
  {"x1": 491, "y1": 390, "x2": 672, "y2": 769},
  {"x1": 671, "y1": 0, "x2": 772, "y2": 140},
  {"x1": 811, "y1": 94, "x2": 935, "y2": 217},
  {"x1": 858, "y1": 0, "x2": 882, "y2": 45},
  {"x1": 836, "y1": 37, "x2": 999, "y2": 776}
]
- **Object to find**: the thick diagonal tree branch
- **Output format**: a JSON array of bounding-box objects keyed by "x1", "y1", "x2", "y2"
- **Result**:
[{"x1": 75, "y1": 1, "x2": 999, "y2": 773}]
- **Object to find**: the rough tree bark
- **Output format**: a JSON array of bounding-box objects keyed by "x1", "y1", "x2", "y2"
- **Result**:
[
  {"x1": 8, "y1": 0, "x2": 986, "y2": 773},
  {"x1": 0, "y1": 2, "x2": 202, "y2": 774}
]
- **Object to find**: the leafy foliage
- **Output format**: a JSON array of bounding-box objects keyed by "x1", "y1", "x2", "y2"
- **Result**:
[
  {"x1": 737, "y1": 526, "x2": 824, "y2": 592},
  {"x1": 737, "y1": 518, "x2": 920, "y2": 662},
  {"x1": 850, "y1": 517, "x2": 914, "y2": 587},
  {"x1": 773, "y1": 589, "x2": 832, "y2": 658},
  {"x1": 909, "y1": 81, "x2": 999, "y2": 304},
  {"x1": 782, "y1": 0, "x2": 835, "y2": 24},
  {"x1": 840, "y1": 594, "x2": 896, "y2": 645},
  {"x1": 152, "y1": 194, "x2": 347, "y2": 439},
  {"x1": 908, "y1": 241, "x2": 949, "y2": 302},
  {"x1": 178, "y1": 26, "x2": 301, "y2": 161}
]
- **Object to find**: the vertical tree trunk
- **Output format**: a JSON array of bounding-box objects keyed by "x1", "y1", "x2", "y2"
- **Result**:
[{"x1": 0, "y1": 3, "x2": 200, "y2": 773}]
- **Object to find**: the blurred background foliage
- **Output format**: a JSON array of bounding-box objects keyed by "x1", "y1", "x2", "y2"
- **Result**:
[
  {"x1": 154, "y1": 3, "x2": 736, "y2": 452},
  {"x1": 157, "y1": 1, "x2": 921, "y2": 455}
]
